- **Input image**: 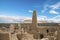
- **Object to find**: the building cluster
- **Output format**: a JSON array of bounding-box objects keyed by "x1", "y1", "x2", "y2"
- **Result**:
[{"x1": 0, "y1": 10, "x2": 60, "y2": 40}]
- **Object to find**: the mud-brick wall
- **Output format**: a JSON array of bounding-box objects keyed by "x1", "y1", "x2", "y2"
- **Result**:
[
  {"x1": 0, "y1": 33, "x2": 10, "y2": 40},
  {"x1": 57, "y1": 27, "x2": 60, "y2": 40}
]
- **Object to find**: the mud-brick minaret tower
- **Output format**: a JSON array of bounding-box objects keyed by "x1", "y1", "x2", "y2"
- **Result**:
[{"x1": 32, "y1": 10, "x2": 37, "y2": 28}]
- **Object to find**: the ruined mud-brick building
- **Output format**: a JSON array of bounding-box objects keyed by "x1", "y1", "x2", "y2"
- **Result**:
[
  {"x1": 21, "y1": 10, "x2": 60, "y2": 40},
  {"x1": 0, "y1": 10, "x2": 60, "y2": 40}
]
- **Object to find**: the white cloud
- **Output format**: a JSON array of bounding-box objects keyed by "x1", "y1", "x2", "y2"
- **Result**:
[
  {"x1": 0, "y1": 15, "x2": 60, "y2": 23},
  {"x1": 28, "y1": 10, "x2": 33, "y2": 13},
  {"x1": 49, "y1": 15, "x2": 60, "y2": 23},
  {"x1": 37, "y1": 16, "x2": 47, "y2": 20},
  {"x1": 37, "y1": 15, "x2": 60, "y2": 23},
  {"x1": 49, "y1": 10, "x2": 59, "y2": 14},
  {"x1": 41, "y1": 5, "x2": 49, "y2": 13},
  {"x1": 49, "y1": 2, "x2": 60, "y2": 14},
  {"x1": 41, "y1": 2, "x2": 60, "y2": 14},
  {"x1": 0, "y1": 15, "x2": 31, "y2": 23},
  {"x1": 50, "y1": 2, "x2": 60, "y2": 9}
]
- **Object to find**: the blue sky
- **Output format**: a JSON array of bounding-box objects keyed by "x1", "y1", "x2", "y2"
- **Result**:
[{"x1": 0, "y1": 0, "x2": 60, "y2": 23}]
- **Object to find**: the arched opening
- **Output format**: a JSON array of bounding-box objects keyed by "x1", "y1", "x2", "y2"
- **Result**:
[{"x1": 40, "y1": 34, "x2": 44, "y2": 39}]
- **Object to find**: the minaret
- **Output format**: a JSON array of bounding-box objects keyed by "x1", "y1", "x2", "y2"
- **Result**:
[
  {"x1": 32, "y1": 10, "x2": 37, "y2": 28},
  {"x1": 29, "y1": 10, "x2": 37, "y2": 34}
]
